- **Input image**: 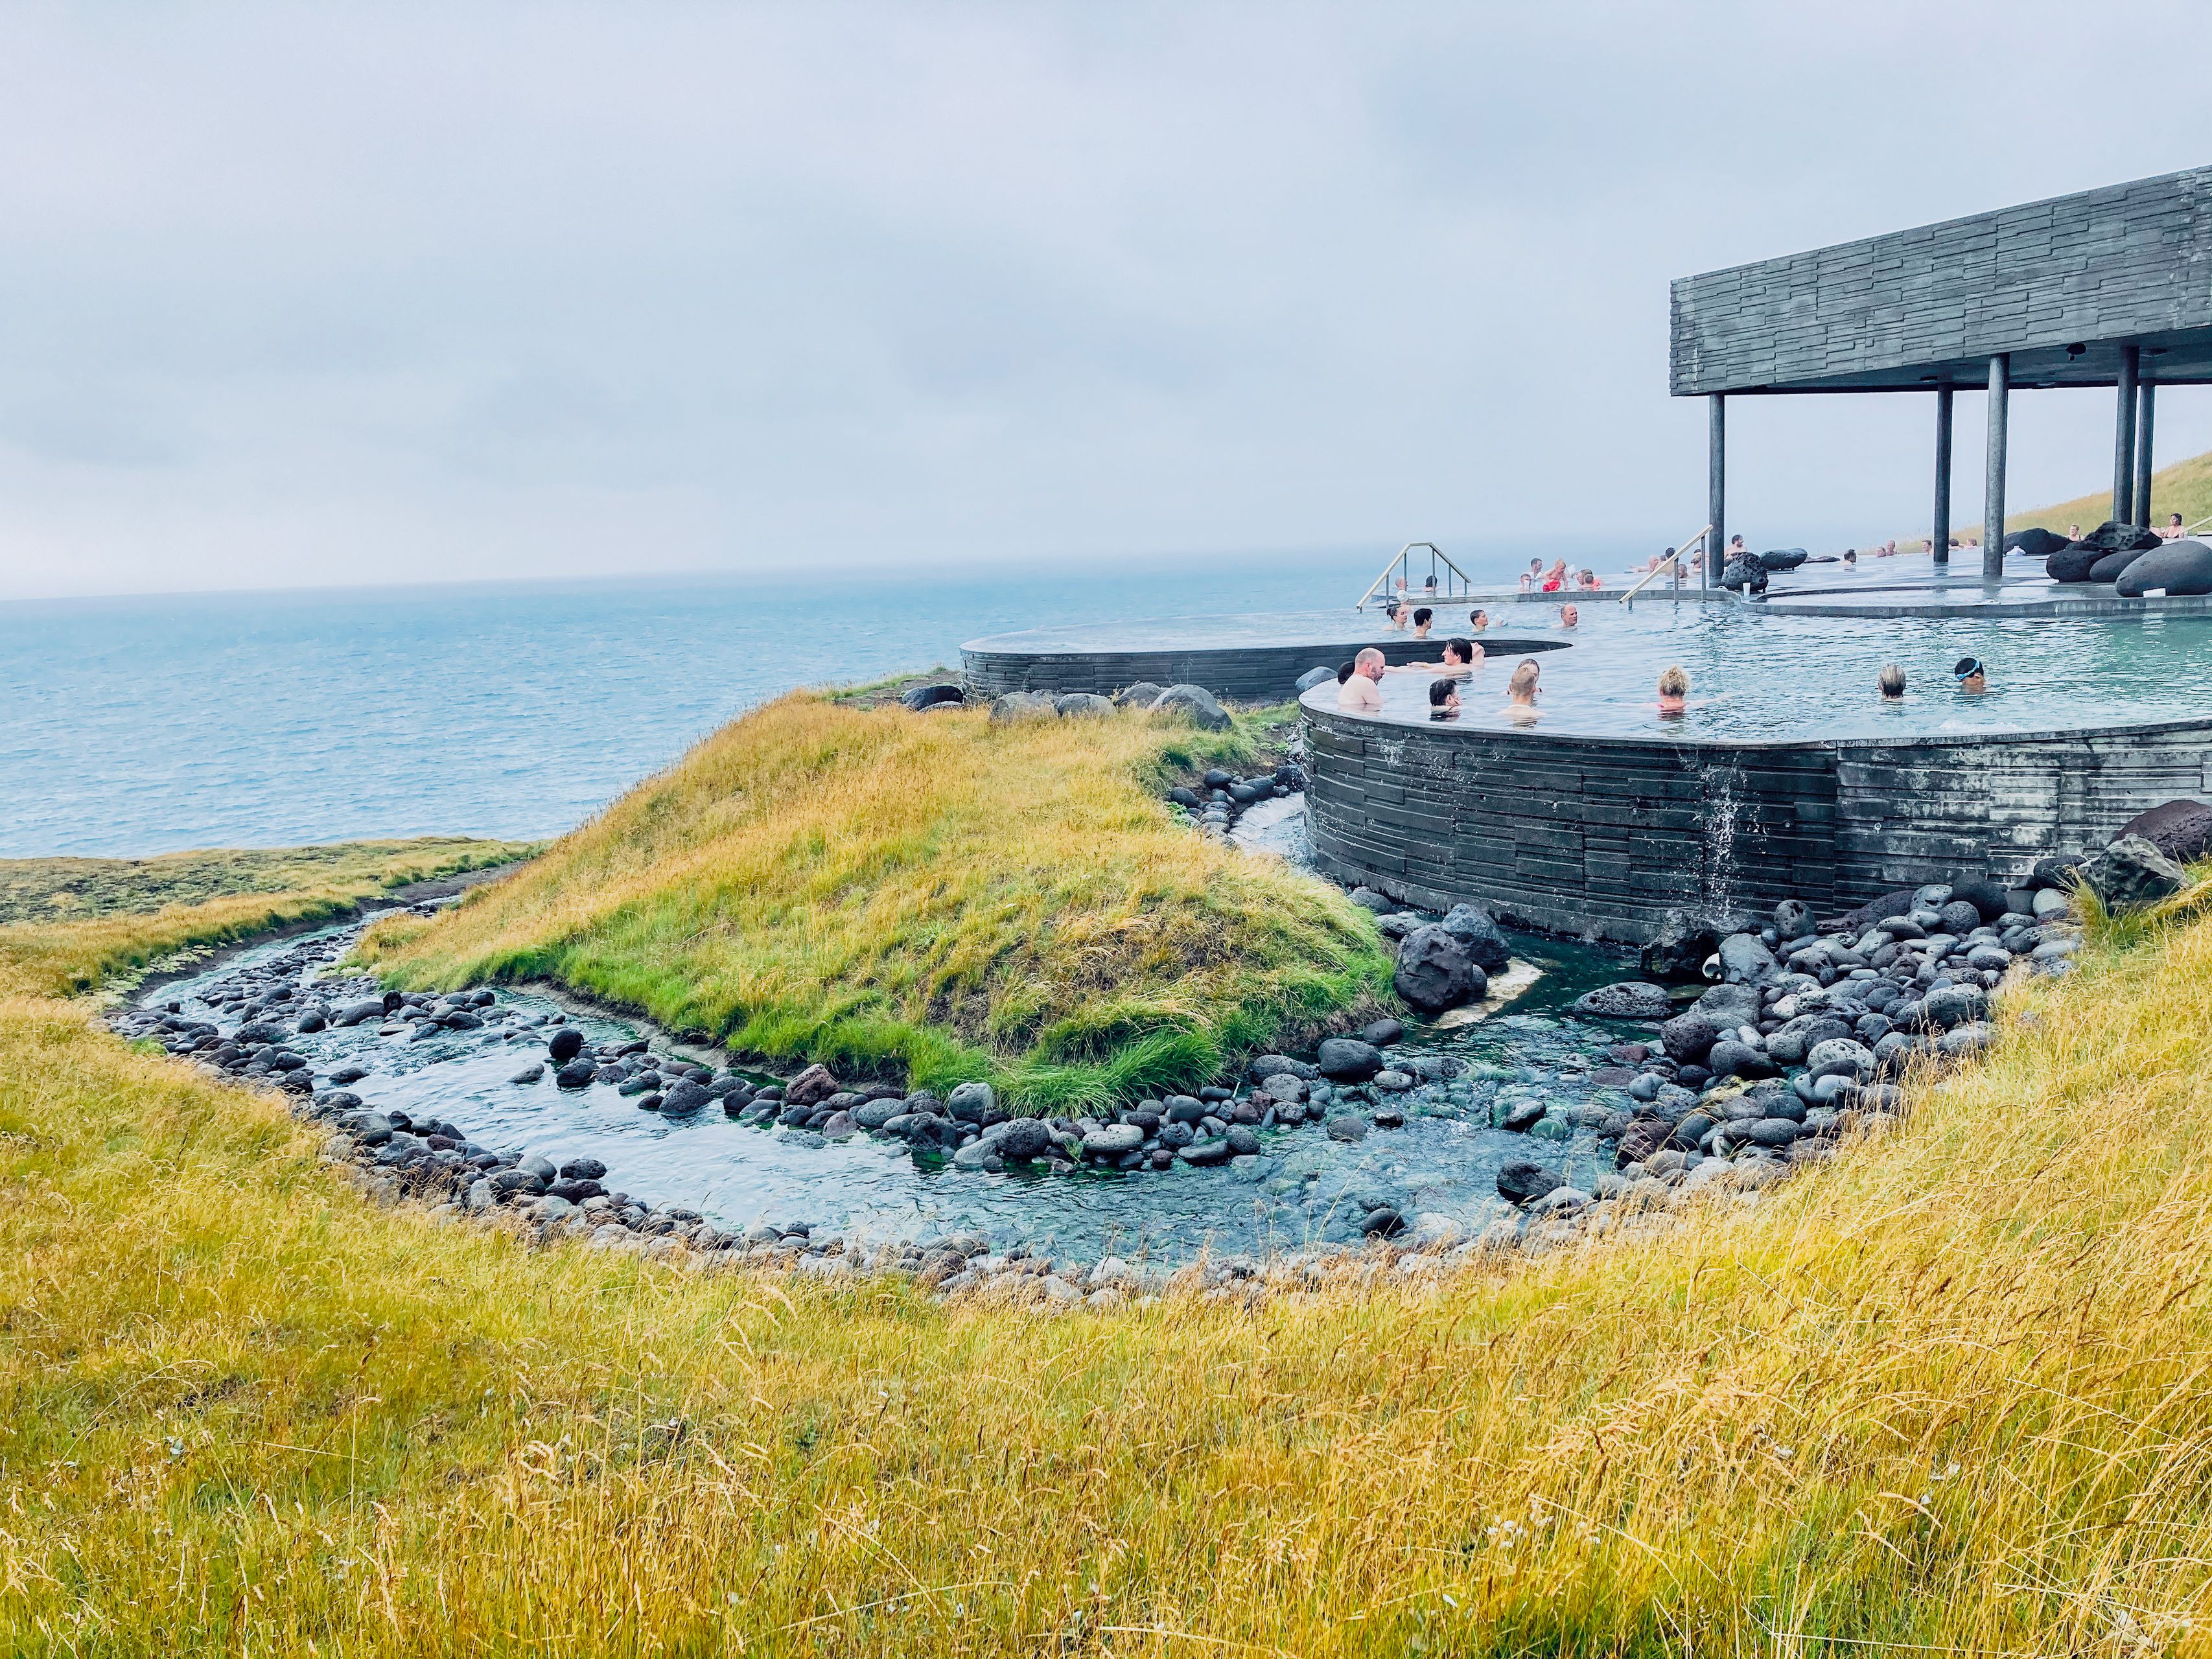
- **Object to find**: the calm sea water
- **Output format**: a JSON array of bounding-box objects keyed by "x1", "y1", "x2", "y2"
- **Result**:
[{"x1": 1, "y1": 555, "x2": 1436, "y2": 859}]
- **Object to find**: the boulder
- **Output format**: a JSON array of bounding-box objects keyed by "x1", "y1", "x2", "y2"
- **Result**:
[
  {"x1": 1294, "y1": 665, "x2": 1336, "y2": 693},
  {"x1": 1720, "y1": 555, "x2": 1769, "y2": 593},
  {"x1": 661, "y1": 1080, "x2": 710, "y2": 1115},
  {"x1": 2030, "y1": 853, "x2": 2086, "y2": 891},
  {"x1": 555, "y1": 1059, "x2": 599, "y2": 1089},
  {"x1": 946, "y1": 1080, "x2": 997, "y2": 1122},
  {"x1": 1148, "y1": 684, "x2": 1233, "y2": 730},
  {"x1": 995, "y1": 1119, "x2": 1053, "y2": 1161},
  {"x1": 1260, "y1": 1073, "x2": 1309, "y2": 1104},
  {"x1": 1053, "y1": 692, "x2": 1115, "y2": 717},
  {"x1": 1316, "y1": 1038, "x2": 1384, "y2": 1081},
  {"x1": 2080, "y1": 835, "x2": 2189, "y2": 907},
  {"x1": 559, "y1": 1156, "x2": 608, "y2": 1181},
  {"x1": 1757, "y1": 548, "x2": 1808, "y2": 571},
  {"x1": 1659, "y1": 1010, "x2": 1720, "y2": 1065},
  {"x1": 1921, "y1": 983, "x2": 1988, "y2": 1030},
  {"x1": 1938, "y1": 899, "x2": 1982, "y2": 937},
  {"x1": 1359, "y1": 1017, "x2": 1405, "y2": 1047},
  {"x1": 1438, "y1": 904, "x2": 1512, "y2": 973},
  {"x1": 2115, "y1": 799, "x2": 2212, "y2": 866},
  {"x1": 2004, "y1": 526, "x2": 2069, "y2": 559},
  {"x1": 1948, "y1": 876, "x2": 2008, "y2": 923},
  {"x1": 2073, "y1": 519, "x2": 2165, "y2": 555},
  {"x1": 1640, "y1": 914, "x2": 1719, "y2": 982},
  {"x1": 548, "y1": 1027, "x2": 585, "y2": 1063},
  {"x1": 1393, "y1": 926, "x2": 1483, "y2": 1013},
  {"x1": 1571, "y1": 981, "x2": 1675, "y2": 1021},
  {"x1": 1082, "y1": 1123, "x2": 1145, "y2": 1159},
  {"x1": 2117, "y1": 539, "x2": 2212, "y2": 597},
  {"x1": 1717, "y1": 933, "x2": 1778, "y2": 984},
  {"x1": 900, "y1": 682, "x2": 965, "y2": 711},
  {"x1": 990, "y1": 691, "x2": 1059, "y2": 722},
  {"x1": 786, "y1": 1064, "x2": 840, "y2": 1108},
  {"x1": 1496, "y1": 1160, "x2": 1562, "y2": 1206},
  {"x1": 2046, "y1": 544, "x2": 2106, "y2": 583},
  {"x1": 1113, "y1": 681, "x2": 1167, "y2": 708},
  {"x1": 1773, "y1": 898, "x2": 1814, "y2": 939},
  {"x1": 2088, "y1": 546, "x2": 2152, "y2": 584}
]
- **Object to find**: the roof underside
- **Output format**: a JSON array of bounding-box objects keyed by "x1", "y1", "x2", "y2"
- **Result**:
[{"x1": 1671, "y1": 167, "x2": 2212, "y2": 395}]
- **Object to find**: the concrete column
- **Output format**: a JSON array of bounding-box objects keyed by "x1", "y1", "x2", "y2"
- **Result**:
[
  {"x1": 2135, "y1": 375, "x2": 2157, "y2": 529},
  {"x1": 2113, "y1": 345, "x2": 2139, "y2": 526},
  {"x1": 1931, "y1": 382, "x2": 1953, "y2": 566},
  {"x1": 1707, "y1": 393, "x2": 1725, "y2": 584},
  {"x1": 1984, "y1": 353, "x2": 2009, "y2": 581}
]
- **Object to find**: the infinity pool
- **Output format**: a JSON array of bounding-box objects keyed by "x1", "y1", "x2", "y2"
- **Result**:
[{"x1": 1339, "y1": 602, "x2": 2212, "y2": 741}]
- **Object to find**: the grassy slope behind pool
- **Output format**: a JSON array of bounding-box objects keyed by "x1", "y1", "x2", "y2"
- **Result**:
[
  {"x1": 359, "y1": 693, "x2": 1390, "y2": 1109},
  {"x1": 5, "y1": 855, "x2": 2212, "y2": 1650},
  {"x1": 0, "y1": 837, "x2": 536, "y2": 998},
  {"x1": 1950, "y1": 442, "x2": 2212, "y2": 544}
]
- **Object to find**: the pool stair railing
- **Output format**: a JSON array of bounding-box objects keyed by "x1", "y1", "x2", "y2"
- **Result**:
[
  {"x1": 1618, "y1": 526, "x2": 1712, "y2": 609},
  {"x1": 1355, "y1": 542, "x2": 1478, "y2": 610}
]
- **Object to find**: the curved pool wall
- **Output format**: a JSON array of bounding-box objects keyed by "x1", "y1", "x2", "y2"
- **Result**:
[
  {"x1": 1298, "y1": 686, "x2": 2212, "y2": 944},
  {"x1": 962, "y1": 610, "x2": 1566, "y2": 701}
]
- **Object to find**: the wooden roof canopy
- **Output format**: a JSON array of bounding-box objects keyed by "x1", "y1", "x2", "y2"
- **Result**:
[{"x1": 1671, "y1": 166, "x2": 2212, "y2": 396}]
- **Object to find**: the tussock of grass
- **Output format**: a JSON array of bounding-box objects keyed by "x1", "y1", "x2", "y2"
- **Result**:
[
  {"x1": 0, "y1": 838, "x2": 535, "y2": 998},
  {"x1": 5, "y1": 869, "x2": 2212, "y2": 1649},
  {"x1": 360, "y1": 693, "x2": 1390, "y2": 1108}
]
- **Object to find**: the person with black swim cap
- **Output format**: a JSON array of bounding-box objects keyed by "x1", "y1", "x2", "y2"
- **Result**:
[{"x1": 1954, "y1": 656, "x2": 1986, "y2": 694}]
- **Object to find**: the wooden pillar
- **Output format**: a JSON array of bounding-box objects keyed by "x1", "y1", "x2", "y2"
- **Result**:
[
  {"x1": 1931, "y1": 382, "x2": 1953, "y2": 566},
  {"x1": 2113, "y1": 344, "x2": 2139, "y2": 525},
  {"x1": 1984, "y1": 354, "x2": 2009, "y2": 581},
  {"x1": 2135, "y1": 374, "x2": 2156, "y2": 529},
  {"x1": 1708, "y1": 393, "x2": 1726, "y2": 583}
]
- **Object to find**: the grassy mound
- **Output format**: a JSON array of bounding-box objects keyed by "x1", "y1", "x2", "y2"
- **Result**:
[
  {"x1": 0, "y1": 837, "x2": 533, "y2": 997},
  {"x1": 359, "y1": 693, "x2": 1390, "y2": 1108},
  {"x1": 5, "y1": 853, "x2": 2212, "y2": 1649}
]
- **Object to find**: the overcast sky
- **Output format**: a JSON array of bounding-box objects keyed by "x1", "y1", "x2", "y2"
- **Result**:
[{"x1": 7, "y1": 1, "x2": 2212, "y2": 599}]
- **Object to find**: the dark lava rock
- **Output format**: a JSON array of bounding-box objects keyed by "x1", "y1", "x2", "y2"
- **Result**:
[
  {"x1": 2030, "y1": 853, "x2": 2086, "y2": 891},
  {"x1": 1226, "y1": 1125, "x2": 1262, "y2": 1155},
  {"x1": 786, "y1": 1064, "x2": 839, "y2": 1107},
  {"x1": 2118, "y1": 539, "x2": 2212, "y2": 597},
  {"x1": 2073, "y1": 519, "x2": 2165, "y2": 555},
  {"x1": 854, "y1": 1098, "x2": 906, "y2": 1130},
  {"x1": 995, "y1": 1119, "x2": 1053, "y2": 1161},
  {"x1": 1178, "y1": 1137, "x2": 1233, "y2": 1165},
  {"x1": 236, "y1": 1019, "x2": 290, "y2": 1045},
  {"x1": 1112, "y1": 681, "x2": 1165, "y2": 709},
  {"x1": 1324, "y1": 1115, "x2": 1369, "y2": 1143},
  {"x1": 1360, "y1": 1017, "x2": 1405, "y2": 1047},
  {"x1": 661, "y1": 1080, "x2": 711, "y2": 1116},
  {"x1": 1720, "y1": 555, "x2": 1769, "y2": 593},
  {"x1": 2005, "y1": 526, "x2": 2069, "y2": 559},
  {"x1": 1922, "y1": 984, "x2": 1989, "y2": 1030},
  {"x1": 1572, "y1": 981, "x2": 1673, "y2": 1020},
  {"x1": 1615, "y1": 1117, "x2": 1670, "y2": 1168},
  {"x1": 1830, "y1": 889, "x2": 1915, "y2": 933},
  {"x1": 900, "y1": 682, "x2": 966, "y2": 710},
  {"x1": 1149, "y1": 684, "x2": 1233, "y2": 730},
  {"x1": 2088, "y1": 546, "x2": 2153, "y2": 584},
  {"x1": 555, "y1": 1059, "x2": 600, "y2": 1089},
  {"x1": 1168, "y1": 785, "x2": 1202, "y2": 809},
  {"x1": 1717, "y1": 932, "x2": 1778, "y2": 984},
  {"x1": 1360, "y1": 1207, "x2": 1405, "y2": 1238},
  {"x1": 1393, "y1": 925, "x2": 1482, "y2": 1013},
  {"x1": 1497, "y1": 1160, "x2": 1562, "y2": 1206},
  {"x1": 295, "y1": 1009, "x2": 328, "y2": 1034},
  {"x1": 1758, "y1": 547, "x2": 1808, "y2": 571},
  {"x1": 1348, "y1": 888, "x2": 1394, "y2": 913},
  {"x1": 1948, "y1": 876, "x2": 2008, "y2": 923},
  {"x1": 334, "y1": 999, "x2": 385, "y2": 1028},
  {"x1": 1659, "y1": 1010, "x2": 1721, "y2": 1065},
  {"x1": 1938, "y1": 899, "x2": 1982, "y2": 936},
  {"x1": 1705, "y1": 1039, "x2": 1776, "y2": 1081},
  {"x1": 1774, "y1": 898, "x2": 1814, "y2": 938},
  {"x1": 1438, "y1": 904, "x2": 1512, "y2": 973},
  {"x1": 508, "y1": 1063, "x2": 545, "y2": 1085},
  {"x1": 2046, "y1": 544, "x2": 2104, "y2": 583},
  {"x1": 559, "y1": 1156, "x2": 608, "y2": 1181},
  {"x1": 2081, "y1": 835, "x2": 2189, "y2": 908},
  {"x1": 548, "y1": 1178, "x2": 604, "y2": 1203},
  {"x1": 329, "y1": 1063, "x2": 369, "y2": 1087},
  {"x1": 1316, "y1": 1038, "x2": 1384, "y2": 1081},
  {"x1": 1500, "y1": 1098, "x2": 1548, "y2": 1133},
  {"x1": 1163, "y1": 1096, "x2": 1206, "y2": 1124},
  {"x1": 2115, "y1": 799, "x2": 2212, "y2": 866},
  {"x1": 1295, "y1": 664, "x2": 1335, "y2": 693},
  {"x1": 1640, "y1": 913, "x2": 1719, "y2": 982},
  {"x1": 548, "y1": 1027, "x2": 585, "y2": 1063}
]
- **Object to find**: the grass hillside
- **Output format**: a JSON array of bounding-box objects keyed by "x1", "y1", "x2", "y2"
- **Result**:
[
  {"x1": 360, "y1": 693, "x2": 1391, "y2": 1109},
  {"x1": 0, "y1": 837, "x2": 533, "y2": 997},
  {"x1": 6, "y1": 845, "x2": 2212, "y2": 1649},
  {"x1": 1954, "y1": 443, "x2": 2212, "y2": 544}
]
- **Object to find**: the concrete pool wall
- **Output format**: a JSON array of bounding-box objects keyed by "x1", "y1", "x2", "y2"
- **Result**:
[{"x1": 1298, "y1": 686, "x2": 2212, "y2": 944}]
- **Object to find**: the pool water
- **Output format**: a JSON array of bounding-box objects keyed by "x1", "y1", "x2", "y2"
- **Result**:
[
  {"x1": 148, "y1": 914, "x2": 1647, "y2": 1264},
  {"x1": 1321, "y1": 602, "x2": 2212, "y2": 743}
]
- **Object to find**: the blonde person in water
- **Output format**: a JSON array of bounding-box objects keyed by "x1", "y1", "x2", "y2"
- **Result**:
[
  {"x1": 1504, "y1": 658, "x2": 1542, "y2": 723},
  {"x1": 1657, "y1": 665, "x2": 1690, "y2": 716}
]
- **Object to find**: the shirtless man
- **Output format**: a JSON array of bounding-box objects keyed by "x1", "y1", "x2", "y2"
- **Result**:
[
  {"x1": 1410, "y1": 607, "x2": 1434, "y2": 639},
  {"x1": 1557, "y1": 603, "x2": 1579, "y2": 629},
  {"x1": 1504, "y1": 658, "x2": 1542, "y2": 723},
  {"x1": 1336, "y1": 647, "x2": 1386, "y2": 712}
]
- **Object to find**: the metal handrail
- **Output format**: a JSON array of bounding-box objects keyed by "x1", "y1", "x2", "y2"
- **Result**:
[
  {"x1": 1618, "y1": 526, "x2": 1711, "y2": 609},
  {"x1": 1354, "y1": 541, "x2": 1477, "y2": 610}
]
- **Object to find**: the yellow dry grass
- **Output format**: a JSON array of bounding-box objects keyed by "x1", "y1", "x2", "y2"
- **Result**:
[
  {"x1": 359, "y1": 693, "x2": 1390, "y2": 1108},
  {"x1": 3, "y1": 865, "x2": 2212, "y2": 1650}
]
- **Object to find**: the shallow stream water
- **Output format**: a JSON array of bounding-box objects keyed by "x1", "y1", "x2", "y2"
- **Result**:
[{"x1": 146, "y1": 908, "x2": 1644, "y2": 1264}]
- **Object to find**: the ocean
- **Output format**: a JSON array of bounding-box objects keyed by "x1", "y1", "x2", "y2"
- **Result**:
[{"x1": 3, "y1": 551, "x2": 1524, "y2": 859}]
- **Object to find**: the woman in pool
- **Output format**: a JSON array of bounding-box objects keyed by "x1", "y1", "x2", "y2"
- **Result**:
[
  {"x1": 1386, "y1": 638, "x2": 1480, "y2": 677},
  {"x1": 1504, "y1": 658, "x2": 1542, "y2": 723},
  {"x1": 1383, "y1": 601, "x2": 1408, "y2": 631},
  {"x1": 1428, "y1": 678, "x2": 1460, "y2": 721},
  {"x1": 1657, "y1": 665, "x2": 1690, "y2": 716}
]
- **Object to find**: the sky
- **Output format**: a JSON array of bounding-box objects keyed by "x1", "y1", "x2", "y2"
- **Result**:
[{"x1": 7, "y1": 1, "x2": 2212, "y2": 600}]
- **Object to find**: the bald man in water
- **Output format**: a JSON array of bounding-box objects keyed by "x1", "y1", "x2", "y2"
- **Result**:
[{"x1": 1337, "y1": 647, "x2": 1386, "y2": 712}]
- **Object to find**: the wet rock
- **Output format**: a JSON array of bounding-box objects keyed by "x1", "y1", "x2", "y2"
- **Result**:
[
  {"x1": 1720, "y1": 555, "x2": 1769, "y2": 593},
  {"x1": 1393, "y1": 925, "x2": 1482, "y2": 1012},
  {"x1": 548, "y1": 1027, "x2": 585, "y2": 1063},
  {"x1": 1082, "y1": 1123, "x2": 1144, "y2": 1159},
  {"x1": 786, "y1": 1064, "x2": 839, "y2": 1108},
  {"x1": 1659, "y1": 1010, "x2": 1720, "y2": 1065},
  {"x1": 1163, "y1": 1095, "x2": 1206, "y2": 1124},
  {"x1": 2080, "y1": 836, "x2": 2188, "y2": 908},
  {"x1": 1497, "y1": 1160, "x2": 1561, "y2": 1205},
  {"x1": 1325, "y1": 1115, "x2": 1369, "y2": 1143},
  {"x1": 1499, "y1": 1098, "x2": 1548, "y2": 1133},
  {"x1": 334, "y1": 999, "x2": 386, "y2": 1028},
  {"x1": 1178, "y1": 1137, "x2": 1233, "y2": 1166},
  {"x1": 1316, "y1": 1038, "x2": 1384, "y2": 1080},
  {"x1": 555, "y1": 1060, "x2": 599, "y2": 1089},
  {"x1": 508, "y1": 1063, "x2": 545, "y2": 1085},
  {"x1": 995, "y1": 1119, "x2": 1053, "y2": 1161},
  {"x1": 1640, "y1": 913, "x2": 1719, "y2": 982},
  {"x1": 2116, "y1": 539, "x2": 2212, "y2": 597},
  {"x1": 1360, "y1": 1206, "x2": 1404, "y2": 1237},
  {"x1": 2088, "y1": 545, "x2": 2154, "y2": 584},
  {"x1": 1572, "y1": 981, "x2": 1673, "y2": 1020},
  {"x1": 2005, "y1": 526, "x2": 2068, "y2": 559},
  {"x1": 1360, "y1": 1017, "x2": 1405, "y2": 1047},
  {"x1": 1717, "y1": 933, "x2": 1778, "y2": 984},
  {"x1": 1259, "y1": 1073, "x2": 1309, "y2": 1105},
  {"x1": 1148, "y1": 684, "x2": 1233, "y2": 730},
  {"x1": 661, "y1": 1080, "x2": 710, "y2": 1116},
  {"x1": 854, "y1": 1098, "x2": 905, "y2": 1130},
  {"x1": 559, "y1": 1157, "x2": 607, "y2": 1181},
  {"x1": 946, "y1": 1081, "x2": 996, "y2": 1122},
  {"x1": 1438, "y1": 905, "x2": 1512, "y2": 973}
]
